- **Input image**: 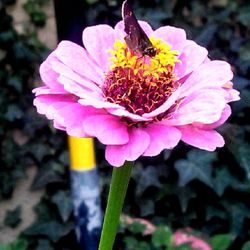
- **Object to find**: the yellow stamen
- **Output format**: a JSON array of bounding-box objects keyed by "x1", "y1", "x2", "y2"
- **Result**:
[{"x1": 108, "y1": 37, "x2": 180, "y2": 79}]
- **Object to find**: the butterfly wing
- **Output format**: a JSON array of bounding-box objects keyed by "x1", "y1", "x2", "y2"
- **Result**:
[{"x1": 122, "y1": 0, "x2": 154, "y2": 55}]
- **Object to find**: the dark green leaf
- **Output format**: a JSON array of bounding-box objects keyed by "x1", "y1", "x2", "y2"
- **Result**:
[
  {"x1": 242, "y1": 241, "x2": 250, "y2": 250},
  {"x1": 206, "y1": 206, "x2": 227, "y2": 221},
  {"x1": 213, "y1": 167, "x2": 239, "y2": 196},
  {"x1": 152, "y1": 226, "x2": 172, "y2": 248},
  {"x1": 139, "y1": 199, "x2": 155, "y2": 217},
  {"x1": 173, "y1": 187, "x2": 196, "y2": 212},
  {"x1": 222, "y1": 124, "x2": 250, "y2": 177},
  {"x1": 175, "y1": 150, "x2": 216, "y2": 187},
  {"x1": 223, "y1": 202, "x2": 250, "y2": 235},
  {"x1": 239, "y1": 42, "x2": 250, "y2": 62},
  {"x1": 134, "y1": 165, "x2": 162, "y2": 196},
  {"x1": 237, "y1": 5, "x2": 250, "y2": 26},
  {"x1": 4, "y1": 205, "x2": 22, "y2": 228},
  {"x1": 127, "y1": 221, "x2": 147, "y2": 234},
  {"x1": 51, "y1": 191, "x2": 73, "y2": 222},
  {"x1": 24, "y1": 221, "x2": 73, "y2": 242},
  {"x1": 31, "y1": 164, "x2": 63, "y2": 190},
  {"x1": 135, "y1": 241, "x2": 151, "y2": 250},
  {"x1": 174, "y1": 243, "x2": 195, "y2": 250},
  {"x1": 7, "y1": 76, "x2": 22, "y2": 92},
  {"x1": 35, "y1": 240, "x2": 53, "y2": 250},
  {"x1": 4, "y1": 104, "x2": 23, "y2": 121},
  {"x1": 0, "y1": 239, "x2": 28, "y2": 250},
  {"x1": 123, "y1": 237, "x2": 138, "y2": 250},
  {"x1": 209, "y1": 234, "x2": 233, "y2": 250}
]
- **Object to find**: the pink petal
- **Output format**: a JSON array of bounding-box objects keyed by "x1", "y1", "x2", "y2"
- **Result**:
[
  {"x1": 55, "y1": 41, "x2": 104, "y2": 85},
  {"x1": 34, "y1": 94, "x2": 77, "y2": 118},
  {"x1": 152, "y1": 26, "x2": 187, "y2": 53},
  {"x1": 82, "y1": 25, "x2": 115, "y2": 72},
  {"x1": 107, "y1": 107, "x2": 151, "y2": 122},
  {"x1": 195, "y1": 104, "x2": 231, "y2": 130},
  {"x1": 143, "y1": 125, "x2": 181, "y2": 156},
  {"x1": 39, "y1": 52, "x2": 66, "y2": 92},
  {"x1": 175, "y1": 40, "x2": 208, "y2": 79},
  {"x1": 53, "y1": 120, "x2": 66, "y2": 131},
  {"x1": 226, "y1": 88, "x2": 240, "y2": 102},
  {"x1": 105, "y1": 128, "x2": 150, "y2": 167},
  {"x1": 164, "y1": 89, "x2": 226, "y2": 126},
  {"x1": 55, "y1": 103, "x2": 104, "y2": 137},
  {"x1": 180, "y1": 60, "x2": 233, "y2": 98},
  {"x1": 57, "y1": 75, "x2": 102, "y2": 99},
  {"x1": 83, "y1": 114, "x2": 129, "y2": 145},
  {"x1": 179, "y1": 125, "x2": 225, "y2": 151},
  {"x1": 32, "y1": 86, "x2": 66, "y2": 96},
  {"x1": 34, "y1": 94, "x2": 106, "y2": 137},
  {"x1": 114, "y1": 20, "x2": 154, "y2": 40},
  {"x1": 51, "y1": 61, "x2": 102, "y2": 94},
  {"x1": 78, "y1": 98, "x2": 123, "y2": 109}
]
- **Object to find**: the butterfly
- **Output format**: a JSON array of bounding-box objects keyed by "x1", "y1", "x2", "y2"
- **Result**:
[{"x1": 122, "y1": 0, "x2": 156, "y2": 57}]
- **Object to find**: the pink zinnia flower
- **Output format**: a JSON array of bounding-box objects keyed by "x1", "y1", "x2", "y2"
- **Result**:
[{"x1": 33, "y1": 21, "x2": 240, "y2": 167}]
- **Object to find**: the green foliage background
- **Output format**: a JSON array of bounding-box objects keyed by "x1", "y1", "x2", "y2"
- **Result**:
[{"x1": 0, "y1": 0, "x2": 250, "y2": 249}]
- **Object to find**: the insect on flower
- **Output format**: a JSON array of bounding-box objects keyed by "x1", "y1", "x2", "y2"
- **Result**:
[{"x1": 122, "y1": 0, "x2": 157, "y2": 57}]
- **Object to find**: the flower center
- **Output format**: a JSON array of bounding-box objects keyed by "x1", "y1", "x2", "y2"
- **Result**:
[{"x1": 102, "y1": 37, "x2": 180, "y2": 117}]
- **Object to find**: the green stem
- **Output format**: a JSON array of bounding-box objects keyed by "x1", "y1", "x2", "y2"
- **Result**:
[{"x1": 98, "y1": 161, "x2": 133, "y2": 250}]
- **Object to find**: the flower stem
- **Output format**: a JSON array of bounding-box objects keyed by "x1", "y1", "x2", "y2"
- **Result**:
[{"x1": 98, "y1": 161, "x2": 133, "y2": 250}]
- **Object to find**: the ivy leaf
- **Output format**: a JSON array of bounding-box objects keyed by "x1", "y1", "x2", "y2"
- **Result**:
[
  {"x1": 239, "y1": 42, "x2": 250, "y2": 63},
  {"x1": 134, "y1": 165, "x2": 162, "y2": 196},
  {"x1": 223, "y1": 202, "x2": 250, "y2": 235},
  {"x1": 175, "y1": 149, "x2": 216, "y2": 187},
  {"x1": 0, "y1": 239, "x2": 28, "y2": 250},
  {"x1": 86, "y1": 0, "x2": 99, "y2": 4},
  {"x1": 123, "y1": 237, "x2": 150, "y2": 250},
  {"x1": 4, "y1": 205, "x2": 22, "y2": 228},
  {"x1": 123, "y1": 237, "x2": 138, "y2": 250},
  {"x1": 139, "y1": 199, "x2": 155, "y2": 217},
  {"x1": 236, "y1": 144, "x2": 250, "y2": 178},
  {"x1": 224, "y1": 125, "x2": 250, "y2": 178},
  {"x1": 173, "y1": 187, "x2": 196, "y2": 212},
  {"x1": 242, "y1": 241, "x2": 250, "y2": 250},
  {"x1": 4, "y1": 104, "x2": 23, "y2": 121},
  {"x1": 31, "y1": 143, "x2": 53, "y2": 162},
  {"x1": 127, "y1": 221, "x2": 147, "y2": 234},
  {"x1": 209, "y1": 234, "x2": 233, "y2": 250},
  {"x1": 195, "y1": 24, "x2": 218, "y2": 47},
  {"x1": 213, "y1": 167, "x2": 240, "y2": 196},
  {"x1": 24, "y1": 221, "x2": 73, "y2": 242},
  {"x1": 151, "y1": 226, "x2": 172, "y2": 248},
  {"x1": 206, "y1": 206, "x2": 227, "y2": 221},
  {"x1": 35, "y1": 240, "x2": 53, "y2": 250},
  {"x1": 31, "y1": 163, "x2": 63, "y2": 190},
  {"x1": 51, "y1": 191, "x2": 73, "y2": 222},
  {"x1": 174, "y1": 243, "x2": 194, "y2": 250},
  {"x1": 7, "y1": 76, "x2": 23, "y2": 92},
  {"x1": 237, "y1": 5, "x2": 250, "y2": 26}
]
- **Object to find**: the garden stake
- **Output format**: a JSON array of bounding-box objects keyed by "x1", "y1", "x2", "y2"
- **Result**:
[{"x1": 68, "y1": 136, "x2": 102, "y2": 250}]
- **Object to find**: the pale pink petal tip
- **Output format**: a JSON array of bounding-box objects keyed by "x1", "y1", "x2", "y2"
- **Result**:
[
  {"x1": 82, "y1": 24, "x2": 116, "y2": 72},
  {"x1": 179, "y1": 125, "x2": 225, "y2": 151}
]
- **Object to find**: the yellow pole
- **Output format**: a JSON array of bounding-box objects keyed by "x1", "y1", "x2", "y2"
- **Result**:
[
  {"x1": 68, "y1": 137, "x2": 96, "y2": 171},
  {"x1": 68, "y1": 136, "x2": 102, "y2": 250}
]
